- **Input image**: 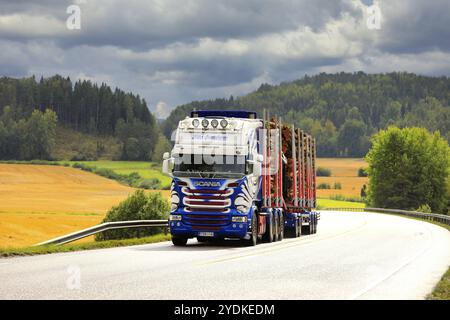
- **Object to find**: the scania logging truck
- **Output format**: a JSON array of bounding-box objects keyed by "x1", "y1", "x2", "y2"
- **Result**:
[{"x1": 162, "y1": 110, "x2": 318, "y2": 246}]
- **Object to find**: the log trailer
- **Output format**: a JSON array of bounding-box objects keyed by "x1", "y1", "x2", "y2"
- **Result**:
[{"x1": 162, "y1": 110, "x2": 318, "y2": 246}]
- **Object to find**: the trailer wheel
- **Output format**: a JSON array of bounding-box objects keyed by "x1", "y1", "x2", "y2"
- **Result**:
[
  {"x1": 263, "y1": 213, "x2": 274, "y2": 243},
  {"x1": 313, "y1": 214, "x2": 318, "y2": 234},
  {"x1": 273, "y1": 214, "x2": 279, "y2": 242},
  {"x1": 172, "y1": 236, "x2": 188, "y2": 246},
  {"x1": 247, "y1": 212, "x2": 258, "y2": 246},
  {"x1": 278, "y1": 214, "x2": 284, "y2": 241},
  {"x1": 286, "y1": 217, "x2": 298, "y2": 238},
  {"x1": 296, "y1": 218, "x2": 302, "y2": 237},
  {"x1": 314, "y1": 214, "x2": 319, "y2": 233}
]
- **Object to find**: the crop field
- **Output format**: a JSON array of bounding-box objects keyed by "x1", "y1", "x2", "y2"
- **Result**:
[
  {"x1": 316, "y1": 158, "x2": 368, "y2": 200},
  {"x1": 0, "y1": 164, "x2": 168, "y2": 248}
]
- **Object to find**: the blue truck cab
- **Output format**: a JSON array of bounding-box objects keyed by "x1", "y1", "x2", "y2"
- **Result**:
[{"x1": 162, "y1": 110, "x2": 318, "y2": 246}]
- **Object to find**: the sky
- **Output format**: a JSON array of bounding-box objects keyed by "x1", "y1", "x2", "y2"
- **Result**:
[{"x1": 1, "y1": 0, "x2": 449, "y2": 118}]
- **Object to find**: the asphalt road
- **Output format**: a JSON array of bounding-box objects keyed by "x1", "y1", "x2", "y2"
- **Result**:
[{"x1": 1, "y1": 211, "x2": 449, "y2": 300}]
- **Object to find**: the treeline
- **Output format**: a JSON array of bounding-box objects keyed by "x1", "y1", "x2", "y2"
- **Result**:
[
  {"x1": 0, "y1": 107, "x2": 57, "y2": 160},
  {"x1": 163, "y1": 72, "x2": 450, "y2": 157},
  {"x1": 0, "y1": 75, "x2": 165, "y2": 160}
]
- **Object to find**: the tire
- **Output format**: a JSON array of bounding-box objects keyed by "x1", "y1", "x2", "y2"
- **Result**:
[
  {"x1": 286, "y1": 217, "x2": 298, "y2": 238},
  {"x1": 302, "y1": 216, "x2": 311, "y2": 235},
  {"x1": 314, "y1": 214, "x2": 319, "y2": 233},
  {"x1": 247, "y1": 212, "x2": 258, "y2": 246},
  {"x1": 263, "y1": 213, "x2": 274, "y2": 243},
  {"x1": 172, "y1": 236, "x2": 188, "y2": 246},
  {"x1": 273, "y1": 214, "x2": 279, "y2": 242},
  {"x1": 278, "y1": 214, "x2": 284, "y2": 241},
  {"x1": 296, "y1": 218, "x2": 302, "y2": 237}
]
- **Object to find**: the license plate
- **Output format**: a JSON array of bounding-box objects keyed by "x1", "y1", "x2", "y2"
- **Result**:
[{"x1": 198, "y1": 232, "x2": 214, "y2": 237}]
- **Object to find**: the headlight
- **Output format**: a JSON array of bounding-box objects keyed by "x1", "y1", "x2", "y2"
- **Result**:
[
  {"x1": 202, "y1": 119, "x2": 209, "y2": 128},
  {"x1": 211, "y1": 119, "x2": 218, "y2": 128},
  {"x1": 232, "y1": 216, "x2": 248, "y2": 223},
  {"x1": 220, "y1": 119, "x2": 228, "y2": 128},
  {"x1": 169, "y1": 214, "x2": 182, "y2": 221},
  {"x1": 192, "y1": 119, "x2": 200, "y2": 128}
]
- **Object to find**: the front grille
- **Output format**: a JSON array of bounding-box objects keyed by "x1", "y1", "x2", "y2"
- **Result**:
[
  {"x1": 184, "y1": 213, "x2": 229, "y2": 226},
  {"x1": 192, "y1": 226, "x2": 221, "y2": 231},
  {"x1": 182, "y1": 187, "x2": 233, "y2": 213}
]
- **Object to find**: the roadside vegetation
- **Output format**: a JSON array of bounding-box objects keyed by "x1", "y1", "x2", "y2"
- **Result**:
[
  {"x1": 0, "y1": 233, "x2": 171, "y2": 258},
  {"x1": 366, "y1": 126, "x2": 450, "y2": 214},
  {"x1": 96, "y1": 190, "x2": 169, "y2": 241},
  {"x1": 316, "y1": 167, "x2": 332, "y2": 177}
]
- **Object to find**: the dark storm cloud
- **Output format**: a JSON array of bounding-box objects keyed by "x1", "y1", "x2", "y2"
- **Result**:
[
  {"x1": 0, "y1": 0, "x2": 449, "y2": 117},
  {"x1": 378, "y1": 0, "x2": 450, "y2": 54},
  {"x1": 0, "y1": 0, "x2": 354, "y2": 48}
]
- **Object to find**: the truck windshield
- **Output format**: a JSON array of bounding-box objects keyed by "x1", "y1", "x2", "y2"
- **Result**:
[{"x1": 173, "y1": 154, "x2": 246, "y2": 178}]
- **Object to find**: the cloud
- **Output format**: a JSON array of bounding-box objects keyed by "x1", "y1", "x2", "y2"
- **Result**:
[
  {"x1": 0, "y1": 0, "x2": 449, "y2": 117},
  {"x1": 154, "y1": 101, "x2": 173, "y2": 119}
]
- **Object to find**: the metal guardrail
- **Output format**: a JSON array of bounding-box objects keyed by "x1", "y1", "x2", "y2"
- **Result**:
[
  {"x1": 321, "y1": 207, "x2": 450, "y2": 225},
  {"x1": 35, "y1": 220, "x2": 168, "y2": 246}
]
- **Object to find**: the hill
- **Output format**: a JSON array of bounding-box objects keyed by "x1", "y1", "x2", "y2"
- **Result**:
[
  {"x1": 162, "y1": 72, "x2": 450, "y2": 157},
  {"x1": 0, "y1": 75, "x2": 165, "y2": 161}
]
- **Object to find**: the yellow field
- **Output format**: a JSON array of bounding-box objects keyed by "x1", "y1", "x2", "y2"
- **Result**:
[
  {"x1": 0, "y1": 164, "x2": 169, "y2": 248},
  {"x1": 316, "y1": 158, "x2": 368, "y2": 198}
]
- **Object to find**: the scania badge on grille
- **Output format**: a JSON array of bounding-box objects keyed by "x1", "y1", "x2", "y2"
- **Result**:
[{"x1": 194, "y1": 181, "x2": 221, "y2": 187}]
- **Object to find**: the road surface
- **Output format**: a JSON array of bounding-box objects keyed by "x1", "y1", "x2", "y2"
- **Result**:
[{"x1": 1, "y1": 211, "x2": 449, "y2": 299}]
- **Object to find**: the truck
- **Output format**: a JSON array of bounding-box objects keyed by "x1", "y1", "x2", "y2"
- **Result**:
[{"x1": 162, "y1": 110, "x2": 318, "y2": 246}]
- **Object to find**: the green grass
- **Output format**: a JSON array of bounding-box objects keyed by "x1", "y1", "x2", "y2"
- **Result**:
[
  {"x1": 317, "y1": 198, "x2": 366, "y2": 209},
  {"x1": 428, "y1": 267, "x2": 450, "y2": 300},
  {"x1": 0, "y1": 233, "x2": 171, "y2": 257},
  {"x1": 59, "y1": 160, "x2": 171, "y2": 188}
]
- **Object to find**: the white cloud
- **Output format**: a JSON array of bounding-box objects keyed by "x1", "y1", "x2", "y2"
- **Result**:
[{"x1": 154, "y1": 101, "x2": 173, "y2": 119}]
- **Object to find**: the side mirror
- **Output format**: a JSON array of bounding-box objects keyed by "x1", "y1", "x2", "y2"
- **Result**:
[{"x1": 162, "y1": 152, "x2": 173, "y2": 176}]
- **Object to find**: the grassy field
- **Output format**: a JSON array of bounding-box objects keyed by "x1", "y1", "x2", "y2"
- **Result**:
[
  {"x1": 316, "y1": 158, "x2": 368, "y2": 200},
  {"x1": 317, "y1": 198, "x2": 365, "y2": 209},
  {"x1": 59, "y1": 160, "x2": 172, "y2": 188}
]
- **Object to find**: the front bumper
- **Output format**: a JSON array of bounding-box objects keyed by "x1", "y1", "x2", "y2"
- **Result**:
[{"x1": 169, "y1": 219, "x2": 249, "y2": 239}]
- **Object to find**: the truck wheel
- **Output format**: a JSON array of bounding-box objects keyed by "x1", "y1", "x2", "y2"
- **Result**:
[
  {"x1": 263, "y1": 213, "x2": 274, "y2": 243},
  {"x1": 278, "y1": 214, "x2": 284, "y2": 241},
  {"x1": 172, "y1": 236, "x2": 188, "y2": 246},
  {"x1": 247, "y1": 213, "x2": 258, "y2": 246}
]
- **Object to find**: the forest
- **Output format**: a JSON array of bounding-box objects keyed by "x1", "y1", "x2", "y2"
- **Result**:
[
  {"x1": 1, "y1": 72, "x2": 449, "y2": 160},
  {"x1": 163, "y1": 72, "x2": 450, "y2": 157},
  {"x1": 0, "y1": 75, "x2": 160, "y2": 160}
]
